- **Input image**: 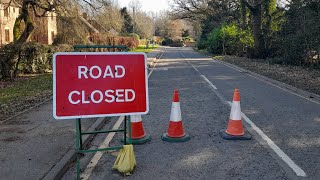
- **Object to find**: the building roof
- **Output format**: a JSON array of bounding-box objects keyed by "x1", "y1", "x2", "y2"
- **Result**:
[{"x1": 0, "y1": 0, "x2": 20, "y2": 7}]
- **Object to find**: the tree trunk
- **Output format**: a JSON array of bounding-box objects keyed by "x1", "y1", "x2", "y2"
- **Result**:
[
  {"x1": 240, "y1": 1, "x2": 247, "y2": 29},
  {"x1": 13, "y1": 51, "x2": 22, "y2": 78},
  {"x1": 15, "y1": 2, "x2": 34, "y2": 44},
  {"x1": 263, "y1": 0, "x2": 273, "y2": 54},
  {"x1": 242, "y1": 0, "x2": 265, "y2": 58},
  {"x1": 251, "y1": 5, "x2": 265, "y2": 58}
]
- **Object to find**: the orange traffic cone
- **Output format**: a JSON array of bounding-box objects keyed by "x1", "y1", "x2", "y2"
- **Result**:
[
  {"x1": 124, "y1": 115, "x2": 151, "y2": 145},
  {"x1": 220, "y1": 89, "x2": 251, "y2": 140},
  {"x1": 162, "y1": 89, "x2": 190, "y2": 142}
]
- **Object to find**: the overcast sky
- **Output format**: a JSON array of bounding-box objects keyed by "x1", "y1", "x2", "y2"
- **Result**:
[{"x1": 118, "y1": 0, "x2": 171, "y2": 13}]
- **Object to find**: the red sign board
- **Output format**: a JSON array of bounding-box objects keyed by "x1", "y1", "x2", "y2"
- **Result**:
[{"x1": 53, "y1": 52, "x2": 149, "y2": 119}]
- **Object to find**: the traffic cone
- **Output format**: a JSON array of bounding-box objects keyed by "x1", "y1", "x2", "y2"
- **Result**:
[
  {"x1": 162, "y1": 89, "x2": 190, "y2": 142},
  {"x1": 220, "y1": 89, "x2": 251, "y2": 140},
  {"x1": 123, "y1": 115, "x2": 151, "y2": 145}
]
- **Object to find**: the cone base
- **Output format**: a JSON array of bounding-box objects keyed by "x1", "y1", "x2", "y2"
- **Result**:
[
  {"x1": 121, "y1": 134, "x2": 151, "y2": 145},
  {"x1": 161, "y1": 133, "x2": 190, "y2": 142},
  {"x1": 220, "y1": 129, "x2": 251, "y2": 140}
]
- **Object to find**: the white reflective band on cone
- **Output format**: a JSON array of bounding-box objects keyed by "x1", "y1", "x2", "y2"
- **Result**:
[
  {"x1": 170, "y1": 102, "x2": 182, "y2": 122},
  {"x1": 130, "y1": 115, "x2": 142, "y2": 123},
  {"x1": 230, "y1": 101, "x2": 241, "y2": 120}
]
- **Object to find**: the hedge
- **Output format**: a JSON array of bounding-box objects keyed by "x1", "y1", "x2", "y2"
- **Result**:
[
  {"x1": 0, "y1": 43, "x2": 72, "y2": 80},
  {"x1": 90, "y1": 34, "x2": 139, "y2": 50}
]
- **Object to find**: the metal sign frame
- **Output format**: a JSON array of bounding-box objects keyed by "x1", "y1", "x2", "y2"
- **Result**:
[{"x1": 69, "y1": 45, "x2": 134, "y2": 180}]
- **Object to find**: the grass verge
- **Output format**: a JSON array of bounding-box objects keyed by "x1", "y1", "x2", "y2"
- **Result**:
[
  {"x1": 0, "y1": 73, "x2": 53, "y2": 121},
  {"x1": 130, "y1": 44, "x2": 159, "y2": 53}
]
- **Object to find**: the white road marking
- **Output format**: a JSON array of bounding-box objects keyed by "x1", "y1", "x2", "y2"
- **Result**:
[
  {"x1": 81, "y1": 116, "x2": 125, "y2": 180},
  {"x1": 246, "y1": 73, "x2": 320, "y2": 105},
  {"x1": 190, "y1": 62, "x2": 200, "y2": 72},
  {"x1": 201, "y1": 75, "x2": 217, "y2": 89},
  {"x1": 227, "y1": 101, "x2": 307, "y2": 177},
  {"x1": 214, "y1": 59, "x2": 320, "y2": 105},
  {"x1": 212, "y1": 59, "x2": 243, "y2": 72},
  {"x1": 178, "y1": 50, "x2": 200, "y2": 73},
  {"x1": 184, "y1": 52, "x2": 307, "y2": 177},
  {"x1": 148, "y1": 48, "x2": 165, "y2": 78}
]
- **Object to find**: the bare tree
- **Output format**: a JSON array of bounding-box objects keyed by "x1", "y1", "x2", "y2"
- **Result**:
[
  {"x1": 134, "y1": 11, "x2": 154, "y2": 38},
  {"x1": 94, "y1": 2, "x2": 123, "y2": 33}
]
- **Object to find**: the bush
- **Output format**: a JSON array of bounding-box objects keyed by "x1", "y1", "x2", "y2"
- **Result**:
[
  {"x1": 161, "y1": 38, "x2": 183, "y2": 47},
  {"x1": 0, "y1": 43, "x2": 72, "y2": 80},
  {"x1": 170, "y1": 40, "x2": 184, "y2": 47},
  {"x1": 90, "y1": 34, "x2": 139, "y2": 50},
  {"x1": 196, "y1": 39, "x2": 207, "y2": 49},
  {"x1": 129, "y1": 33, "x2": 140, "y2": 40},
  {"x1": 161, "y1": 38, "x2": 173, "y2": 46},
  {"x1": 206, "y1": 27, "x2": 222, "y2": 54},
  {"x1": 205, "y1": 23, "x2": 254, "y2": 56}
]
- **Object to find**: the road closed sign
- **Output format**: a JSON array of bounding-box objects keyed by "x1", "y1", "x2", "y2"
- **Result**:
[{"x1": 53, "y1": 52, "x2": 149, "y2": 119}]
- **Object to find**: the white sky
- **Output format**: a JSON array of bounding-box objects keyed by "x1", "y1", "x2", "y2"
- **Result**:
[{"x1": 118, "y1": 0, "x2": 170, "y2": 13}]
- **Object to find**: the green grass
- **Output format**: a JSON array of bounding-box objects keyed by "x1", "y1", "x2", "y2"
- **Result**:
[
  {"x1": 130, "y1": 44, "x2": 159, "y2": 53},
  {"x1": 213, "y1": 56, "x2": 224, "y2": 60},
  {"x1": 0, "y1": 73, "x2": 52, "y2": 104}
]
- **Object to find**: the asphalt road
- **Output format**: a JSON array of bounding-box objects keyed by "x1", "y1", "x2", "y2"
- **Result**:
[
  {"x1": 0, "y1": 101, "x2": 95, "y2": 180},
  {"x1": 66, "y1": 47, "x2": 320, "y2": 180}
]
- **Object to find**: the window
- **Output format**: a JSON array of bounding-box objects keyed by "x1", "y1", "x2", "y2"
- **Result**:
[
  {"x1": 51, "y1": 13, "x2": 54, "y2": 20},
  {"x1": 51, "y1": 31, "x2": 55, "y2": 42},
  {"x1": 5, "y1": 29, "x2": 10, "y2": 42},
  {"x1": 13, "y1": 7, "x2": 15, "y2": 13},
  {"x1": 4, "y1": 9, "x2": 8, "y2": 17}
]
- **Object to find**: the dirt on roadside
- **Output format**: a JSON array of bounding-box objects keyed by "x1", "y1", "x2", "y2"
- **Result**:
[
  {"x1": 0, "y1": 93, "x2": 52, "y2": 121},
  {"x1": 0, "y1": 76, "x2": 52, "y2": 122},
  {"x1": 217, "y1": 55, "x2": 320, "y2": 96}
]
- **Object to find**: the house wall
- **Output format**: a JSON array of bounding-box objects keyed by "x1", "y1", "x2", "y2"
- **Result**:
[
  {"x1": 47, "y1": 12, "x2": 57, "y2": 45},
  {"x1": 0, "y1": 5, "x2": 20, "y2": 45},
  {"x1": 31, "y1": 11, "x2": 57, "y2": 45}
]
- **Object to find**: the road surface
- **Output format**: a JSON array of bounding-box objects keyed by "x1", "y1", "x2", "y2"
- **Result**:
[{"x1": 64, "y1": 47, "x2": 320, "y2": 180}]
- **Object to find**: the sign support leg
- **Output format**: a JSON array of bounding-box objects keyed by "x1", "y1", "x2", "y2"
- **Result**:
[
  {"x1": 128, "y1": 115, "x2": 132, "y2": 144},
  {"x1": 124, "y1": 116, "x2": 127, "y2": 145},
  {"x1": 76, "y1": 118, "x2": 82, "y2": 180}
]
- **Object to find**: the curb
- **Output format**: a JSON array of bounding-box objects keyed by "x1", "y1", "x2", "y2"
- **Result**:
[
  {"x1": 213, "y1": 58, "x2": 320, "y2": 103},
  {"x1": 42, "y1": 117, "x2": 112, "y2": 180}
]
